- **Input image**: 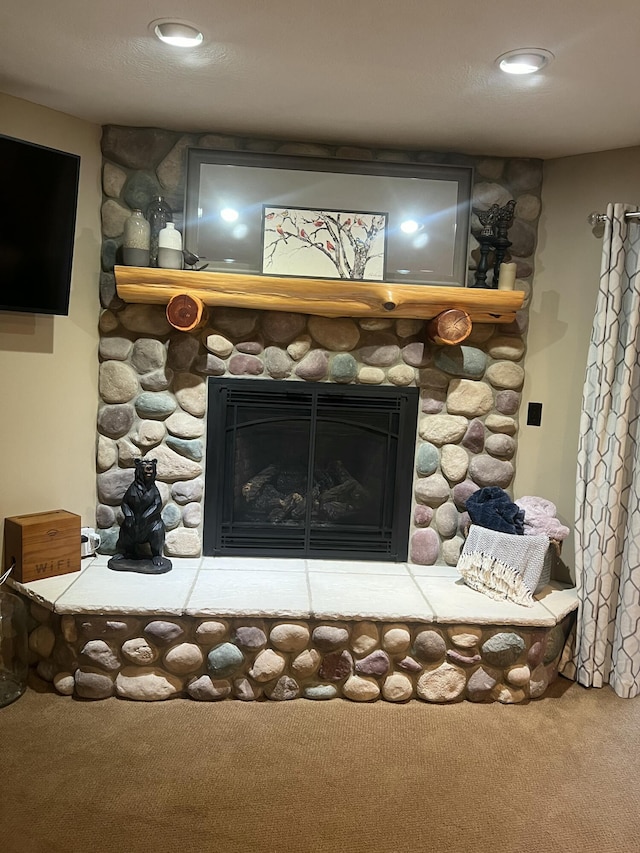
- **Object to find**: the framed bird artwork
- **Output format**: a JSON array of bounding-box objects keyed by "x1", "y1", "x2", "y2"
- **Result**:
[{"x1": 261, "y1": 206, "x2": 388, "y2": 281}]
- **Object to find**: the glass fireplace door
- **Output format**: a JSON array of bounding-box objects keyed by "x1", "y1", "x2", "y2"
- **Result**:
[{"x1": 204, "y1": 379, "x2": 418, "y2": 561}]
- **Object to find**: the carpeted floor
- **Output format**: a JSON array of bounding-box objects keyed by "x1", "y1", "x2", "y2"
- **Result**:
[{"x1": 0, "y1": 677, "x2": 637, "y2": 853}]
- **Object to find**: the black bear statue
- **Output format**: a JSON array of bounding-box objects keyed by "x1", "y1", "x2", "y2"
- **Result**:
[{"x1": 108, "y1": 458, "x2": 172, "y2": 574}]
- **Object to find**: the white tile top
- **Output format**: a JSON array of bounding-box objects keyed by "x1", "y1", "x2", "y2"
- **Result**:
[
  {"x1": 8, "y1": 556, "x2": 578, "y2": 626},
  {"x1": 309, "y1": 571, "x2": 435, "y2": 621},
  {"x1": 53, "y1": 560, "x2": 199, "y2": 616},
  {"x1": 187, "y1": 568, "x2": 311, "y2": 618},
  {"x1": 411, "y1": 576, "x2": 556, "y2": 626}
]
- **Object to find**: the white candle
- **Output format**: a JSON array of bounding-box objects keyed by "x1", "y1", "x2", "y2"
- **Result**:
[{"x1": 498, "y1": 262, "x2": 517, "y2": 290}]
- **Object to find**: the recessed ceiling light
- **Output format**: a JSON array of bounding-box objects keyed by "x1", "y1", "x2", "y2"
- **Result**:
[
  {"x1": 150, "y1": 19, "x2": 204, "y2": 48},
  {"x1": 496, "y1": 48, "x2": 554, "y2": 75}
]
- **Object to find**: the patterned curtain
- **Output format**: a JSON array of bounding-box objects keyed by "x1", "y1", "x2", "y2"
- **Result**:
[{"x1": 567, "y1": 202, "x2": 640, "y2": 698}]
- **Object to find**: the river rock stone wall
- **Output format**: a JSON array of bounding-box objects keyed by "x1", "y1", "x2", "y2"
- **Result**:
[
  {"x1": 25, "y1": 596, "x2": 572, "y2": 703},
  {"x1": 97, "y1": 126, "x2": 542, "y2": 562}
]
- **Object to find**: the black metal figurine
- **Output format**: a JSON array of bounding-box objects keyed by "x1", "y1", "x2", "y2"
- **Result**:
[
  {"x1": 108, "y1": 458, "x2": 172, "y2": 574},
  {"x1": 471, "y1": 204, "x2": 499, "y2": 288}
]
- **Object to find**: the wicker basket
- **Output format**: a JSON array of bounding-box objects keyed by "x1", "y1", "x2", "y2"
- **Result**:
[
  {"x1": 537, "y1": 538, "x2": 562, "y2": 591},
  {"x1": 461, "y1": 523, "x2": 560, "y2": 593}
]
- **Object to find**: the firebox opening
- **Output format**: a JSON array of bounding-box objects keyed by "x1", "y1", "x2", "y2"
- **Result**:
[{"x1": 204, "y1": 379, "x2": 418, "y2": 561}]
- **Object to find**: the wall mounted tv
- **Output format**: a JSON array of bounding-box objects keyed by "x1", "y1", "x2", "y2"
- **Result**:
[{"x1": 0, "y1": 134, "x2": 80, "y2": 316}]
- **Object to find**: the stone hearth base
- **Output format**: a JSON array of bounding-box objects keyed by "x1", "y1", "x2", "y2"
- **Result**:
[{"x1": 13, "y1": 557, "x2": 577, "y2": 704}]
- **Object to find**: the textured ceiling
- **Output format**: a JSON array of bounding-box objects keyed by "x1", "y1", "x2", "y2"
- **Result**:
[{"x1": 1, "y1": 0, "x2": 639, "y2": 159}]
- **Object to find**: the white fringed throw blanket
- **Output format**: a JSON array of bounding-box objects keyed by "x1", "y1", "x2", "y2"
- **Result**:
[{"x1": 457, "y1": 524, "x2": 550, "y2": 607}]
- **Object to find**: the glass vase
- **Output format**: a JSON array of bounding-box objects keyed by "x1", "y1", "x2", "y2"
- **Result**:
[
  {"x1": 0, "y1": 585, "x2": 28, "y2": 708},
  {"x1": 147, "y1": 196, "x2": 173, "y2": 268}
]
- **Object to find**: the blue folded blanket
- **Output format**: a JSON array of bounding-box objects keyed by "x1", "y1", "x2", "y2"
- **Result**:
[{"x1": 465, "y1": 486, "x2": 525, "y2": 535}]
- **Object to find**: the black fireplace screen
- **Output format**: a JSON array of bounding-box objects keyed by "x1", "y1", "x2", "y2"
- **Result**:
[{"x1": 203, "y1": 379, "x2": 418, "y2": 560}]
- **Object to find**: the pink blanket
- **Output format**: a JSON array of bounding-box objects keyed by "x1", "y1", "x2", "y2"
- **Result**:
[{"x1": 515, "y1": 496, "x2": 570, "y2": 541}]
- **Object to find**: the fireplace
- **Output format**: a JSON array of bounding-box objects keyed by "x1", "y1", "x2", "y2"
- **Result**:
[{"x1": 203, "y1": 379, "x2": 419, "y2": 560}]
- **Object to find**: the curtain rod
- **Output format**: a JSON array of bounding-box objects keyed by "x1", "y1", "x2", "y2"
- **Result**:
[{"x1": 588, "y1": 210, "x2": 640, "y2": 225}]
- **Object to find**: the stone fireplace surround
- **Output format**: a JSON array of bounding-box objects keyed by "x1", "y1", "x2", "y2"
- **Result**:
[
  {"x1": 96, "y1": 125, "x2": 541, "y2": 566},
  {"x1": 9, "y1": 127, "x2": 580, "y2": 706}
]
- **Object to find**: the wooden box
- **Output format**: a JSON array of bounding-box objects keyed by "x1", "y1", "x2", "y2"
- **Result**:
[{"x1": 4, "y1": 510, "x2": 81, "y2": 583}]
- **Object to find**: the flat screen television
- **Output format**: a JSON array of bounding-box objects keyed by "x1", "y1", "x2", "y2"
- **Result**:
[{"x1": 0, "y1": 133, "x2": 80, "y2": 316}]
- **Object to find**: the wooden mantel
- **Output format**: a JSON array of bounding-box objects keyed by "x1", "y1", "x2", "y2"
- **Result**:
[{"x1": 114, "y1": 266, "x2": 524, "y2": 324}]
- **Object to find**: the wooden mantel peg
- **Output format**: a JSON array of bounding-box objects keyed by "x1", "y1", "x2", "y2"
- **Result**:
[
  {"x1": 426, "y1": 308, "x2": 472, "y2": 346},
  {"x1": 166, "y1": 292, "x2": 208, "y2": 332}
]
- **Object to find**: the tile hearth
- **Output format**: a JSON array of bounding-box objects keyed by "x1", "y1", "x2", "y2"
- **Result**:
[
  {"x1": 12, "y1": 559, "x2": 577, "y2": 704},
  {"x1": 11, "y1": 557, "x2": 576, "y2": 626}
]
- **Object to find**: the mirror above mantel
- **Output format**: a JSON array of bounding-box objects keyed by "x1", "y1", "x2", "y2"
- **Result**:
[{"x1": 184, "y1": 149, "x2": 473, "y2": 289}]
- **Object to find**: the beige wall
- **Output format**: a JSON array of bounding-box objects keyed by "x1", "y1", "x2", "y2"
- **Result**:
[
  {"x1": 0, "y1": 93, "x2": 102, "y2": 559},
  {"x1": 515, "y1": 145, "x2": 640, "y2": 578}
]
